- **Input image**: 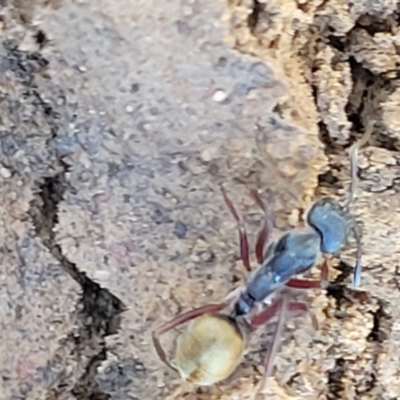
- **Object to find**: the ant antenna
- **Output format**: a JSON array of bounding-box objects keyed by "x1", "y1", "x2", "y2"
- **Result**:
[
  {"x1": 351, "y1": 225, "x2": 362, "y2": 287},
  {"x1": 343, "y1": 120, "x2": 374, "y2": 211}
]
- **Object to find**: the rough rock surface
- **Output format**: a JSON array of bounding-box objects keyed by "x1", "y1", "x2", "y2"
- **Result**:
[{"x1": 0, "y1": 0, "x2": 399, "y2": 399}]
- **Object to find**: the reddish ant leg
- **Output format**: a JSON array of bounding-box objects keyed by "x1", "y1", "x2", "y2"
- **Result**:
[
  {"x1": 255, "y1": 218, "x2": 269, "y2": 264},
  {"x1": 320, "y1": 258, "x2": 329, "y2": 287},
  {"x1": 221, "y1": 187, "x2": 251, "y2": 272},
  {"x1": 247, "y1": 188, "x2": 267, "y2": 214},
  {"x1": 285, "y1": 260, "x2": 329, "y2": 290},
  {"x1": 255, "y1": 296, "x2": 288, "y2": 396},
  {"x1": 152, "y1": 302, "x2": 228, "y2": 371},
  {"x1": 251, "y1": 298, "x2": 318, "y2": 396},
  {"x1": 248, "y1": 188, "x2": 273, "y2": 264},
  {"x1": 250, "y1": 298, "x2": 281, "y2": 326},
  {"x1": 284, "y1": 301, "x2": 319, "y2": 330},
  {"x1": 250, "y1": 299, "x2": 315, "y2": 327}
]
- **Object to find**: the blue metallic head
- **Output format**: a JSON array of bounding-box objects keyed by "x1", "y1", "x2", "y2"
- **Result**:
[{"x1": 307, "y1": 197, "x2": 351, "y2": 255}]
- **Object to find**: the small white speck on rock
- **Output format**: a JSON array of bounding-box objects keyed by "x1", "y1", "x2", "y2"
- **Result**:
[
  {"x1": 212, "y1": 89, "x2": 227, "y2": 102},
  {"x1": 93, "y1": 270, "x2": 111, "y2": 281},
  {"x1": 200, "y1": 146, "x2": 218, "y2": 162},
  {"x1": 0, "y1": 167, "x2": 11, "y2": 178}
]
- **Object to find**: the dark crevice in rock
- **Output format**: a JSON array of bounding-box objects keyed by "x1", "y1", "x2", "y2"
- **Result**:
[
  {"x1": 344, "y1": 58, "x2": 369, "y2": 134},
  {"x1": 317, "y1": 169, "x2": 340, "y2": 188},
  {"x1": 3, "y1": 39, "x2": 49, "y2": 89},
  {"x1": 247, "y1": 0, "x2": 264, "y2": 31},
  {"x1": 346, "y1": 57, "x2": 400, "y2": 152},
  {"x1": 317, "y1": 120, "x2": 342, "y2": 155},
  {"x1": 325, "y1": 283, "x2": 349, "y2": 311},
  {"x1": 72, "y1": 348, "x2": 110, "y2": 400},
  {"x1": 34, "y1": 29, "x2": 49, "y2": 49},
  {"x1": 313, "y1": 16, "x2": 400, "y2": 190},
  {"x1": 326, "y1": 35, "x2": 347, "y2": 53},
  {"x1": 246, "y1": 0, "x2": 279, "y2": 37},
  {"x1": 374, "y1": 130, "x2": 400, "y2": 152},
  {"x1": 30, "y1": 164, "x2": 126, "y2": 400},
  {"x1": 330, "y1": 261, "x2": 353, "y2": 285},
  {"x1": 327, "y1": 357, "x2": 347, "y2": 400},
  {"x1": 355, "y1": 301, "x2": 391, "y2": 396},
  {"x1": 355, "y1": 371, "x2": 377, "y2": 397},
  {"x1": 326, "y1": 261, "x2": 354, "y2": 310},
  {"x1": 2, "y1": 40, "x2": 60, "y2": 145},
  {"x1": 355, "y1": 10, "x2": 399, "y2": 36},
  {"x1": 14, "y1": 40, "x2": 127, "y2": 398},
  {"x1": 367, "y1": 300, "x2": 391, "y2": 343}
]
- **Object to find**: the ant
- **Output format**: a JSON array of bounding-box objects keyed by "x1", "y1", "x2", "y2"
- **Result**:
[{"x1": 152, "y1": 122, "x2": 373, "y2": 396}]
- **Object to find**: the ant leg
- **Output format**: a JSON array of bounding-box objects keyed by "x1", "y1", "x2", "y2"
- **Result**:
[
  {"x1": 221, "y1": 186, "x2": 251, "y2": 271},
  {"x1": 250, "y1": 298, "x2": 282, "y2": 326},
  {"x1": 251, "y1": 299, "x2": 318, "y2": 329},
  {"x1": 321, "y1": 258, "x2": 329, "y2": 286},
  {"x1": 255, "y1": 217, "x2": 270, "y2": 264},
  {"x1": 343, "y1": 120, "x2": 374, "y2": 211},
  {"x1": 285, "y1": 302, "x2": 319, "y2": 330},
  {"x1": 285, "y1": 260, "x2": 329, "y2": 290},
  {"x1": 286, "y1": 279, "x2": 322, "y2": 289},
  {"x1": 251, "y1": 299, "x2": 318, "y2": 397},
  {"x1": 251, "y1": 298, "x2": 318, "y2": 396},
  {"x1": 152, "y1": 302, "x2": 228, "y2": 370},
  {"x1": 256, "y1": 295, "x2": 288, "y2": 396},
  {"x1": 248, "y1": 188, "x2": 273, "y2": 263},
  {"x1": 351, "y1": 225, "x2": 362, "y2": 288}
]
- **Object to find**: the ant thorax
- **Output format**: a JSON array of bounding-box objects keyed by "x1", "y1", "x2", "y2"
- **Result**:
[{"x1": 238, "y1": 228, "x2": 321, "y2": 311}]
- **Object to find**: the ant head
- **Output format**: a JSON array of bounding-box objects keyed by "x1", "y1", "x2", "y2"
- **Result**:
[
  {"x1": 172, "y1": 313, "x2": 245, "y2": 386},
  {"x1": 306, "y1": 197, "x2": 352, "y2": 255}
]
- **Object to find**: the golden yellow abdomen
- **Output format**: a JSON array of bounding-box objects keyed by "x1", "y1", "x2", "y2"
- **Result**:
[{"x1": 172, "y1": 313, "x2": 245, "y2": 386}]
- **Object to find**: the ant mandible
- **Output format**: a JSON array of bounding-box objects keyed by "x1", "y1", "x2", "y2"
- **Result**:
[{"x1": 152, "y1": 122, "x2": 373, "y2": 396}]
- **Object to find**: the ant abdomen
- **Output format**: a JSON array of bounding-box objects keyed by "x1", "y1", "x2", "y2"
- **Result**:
[
  {"x1": 172, "y1": 313, "x2": 245, "y2": 386},
  {"x1": 307, "y1": 197, "x2": 352, "y2": 255}
]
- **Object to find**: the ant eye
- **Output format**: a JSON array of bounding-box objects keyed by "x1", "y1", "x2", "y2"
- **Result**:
[{"x1": 274, "y1": 234, "x2": 288, "y2": 253}]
